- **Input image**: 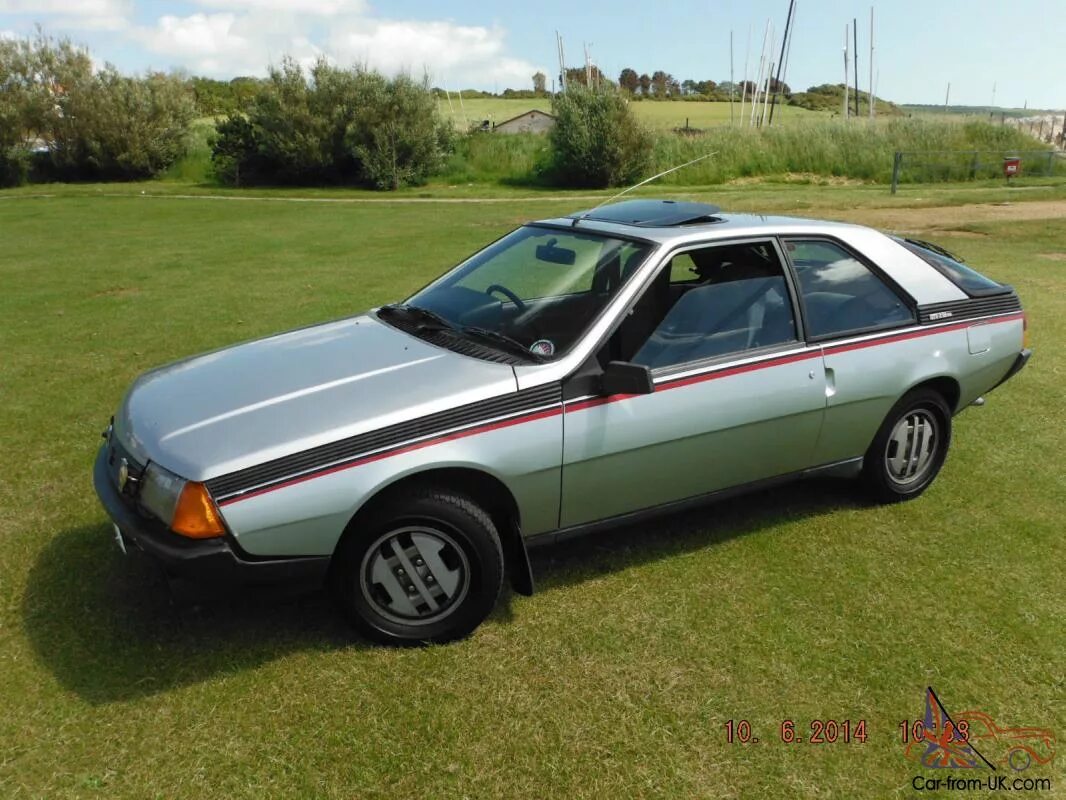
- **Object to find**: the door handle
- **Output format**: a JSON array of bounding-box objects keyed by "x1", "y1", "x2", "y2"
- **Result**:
[{"x1": 824, "y1": 366, "x2": 837, "y2": 398}]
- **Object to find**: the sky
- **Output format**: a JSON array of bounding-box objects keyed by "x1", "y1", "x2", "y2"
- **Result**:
[{"x1": 0, "y1": 0, "x2": 1062, "y2": 109}]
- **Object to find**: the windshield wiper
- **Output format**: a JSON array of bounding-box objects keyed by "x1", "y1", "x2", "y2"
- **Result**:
[
  {"x1": 377, "y1": 303, "x2": 458, "y2": 332},
  {"x1": 459, "y1": 326, "x2": 546, "y2": 363}
]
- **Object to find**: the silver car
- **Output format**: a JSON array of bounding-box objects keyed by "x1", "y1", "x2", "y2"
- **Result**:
[{"x1": 94, "y1": 199, "x2": 1031, "y2": 644}]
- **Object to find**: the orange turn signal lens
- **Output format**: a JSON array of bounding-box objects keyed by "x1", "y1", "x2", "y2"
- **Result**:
[{"x1": 171, "y1": 481, "x2": 225, "y2": 539}]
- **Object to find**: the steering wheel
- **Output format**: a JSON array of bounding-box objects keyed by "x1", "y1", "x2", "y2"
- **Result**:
[{"x1": 485, "y1": 284, "x2": 527, "y2": 312}]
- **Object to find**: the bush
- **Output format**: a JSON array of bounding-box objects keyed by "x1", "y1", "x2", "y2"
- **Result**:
[
  {"x1": 346, "y1": 73, "x2": 455, "y2": 189},
  {"x1": 0, "y1": 32, "x2": 195, "y2": 182},
  {"x1": 0, "y1": 146, "x2": 30, "y2": 187},
  {"x1": 212, "y1": 59, "x2": 453, "y2": 189},
  {"x1": 546, "y1": 86, "x2": 653, "y2": 187},
  {"x1": 48, "y1": 67, "x2": 196, "y2": 180}
]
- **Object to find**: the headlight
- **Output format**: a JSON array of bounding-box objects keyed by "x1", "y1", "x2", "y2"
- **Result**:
[
  {"x1": 140, "y1": 463, "x2": 225, "y2": 539},
  {"x1": 140, "y1": 463, "x2": 185, "y2": 523}
]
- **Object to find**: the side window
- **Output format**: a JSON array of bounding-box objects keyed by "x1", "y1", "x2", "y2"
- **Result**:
[
  {"x1": 786, "y1": 240, "x2": 914, "y2": 337},
  {"x1": 627, "y1": 241, "x2": 798, "y2": 369}
]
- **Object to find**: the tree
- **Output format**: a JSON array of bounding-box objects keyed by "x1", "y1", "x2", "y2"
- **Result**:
[
  {"x1": 638, "y1": 73, "x2": 651, "y2": 95},
  {"x1": 696, "y1": 79, "x2": 718, "y2": 95},
  {"x1": 532, "y1": 71, "x2": 546, "y2": 94},
  {"x1": 0, "y1": 31, "x2": 193, "y2": 183},
  {"x1": 681, "y1": 79, "x2": 697, "y2": 96},
  {"x1": 650, "y1": 70, "x2": 673, "y2": 98},
  {"x1": 211, "y1": 58, "x2": 453, "y2": 189},
  {"x1": 563, "y1": 65, "x2": 610, "y2": 88},
  {"x1": 618, "y1": 67, "x2": 639, "y2": 94},
  {"x1": 547, "y1": 85, "x2": 652, "y2": 188}
]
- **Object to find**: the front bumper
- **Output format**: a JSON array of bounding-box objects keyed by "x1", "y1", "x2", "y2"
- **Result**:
[{"x1": 93, "y1": 446, "x2": 329, "y2": 585}]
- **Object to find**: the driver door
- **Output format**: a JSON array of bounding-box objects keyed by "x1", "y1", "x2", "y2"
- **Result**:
[{"x1": 560, "y1": 238, "x2": 828, "y2": 527}]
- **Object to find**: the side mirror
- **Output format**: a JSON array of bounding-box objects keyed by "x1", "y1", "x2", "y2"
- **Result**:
[{"x1": 601, "y1": 361, "x2": 654, "y2": 396}]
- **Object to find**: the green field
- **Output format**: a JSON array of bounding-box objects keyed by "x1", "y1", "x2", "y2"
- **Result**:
[
  {"x1": 441, "y1": 96, "x2": 822, "y2": 130},
  {"x1": 2, "y1": 182, "x2": 1064, "y2": 798}
]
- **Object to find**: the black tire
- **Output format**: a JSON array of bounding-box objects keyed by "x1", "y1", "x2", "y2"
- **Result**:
[
  {"x1": 330, "y1": 488, "x2": 504, "y2": 645},
  {"x1": 861, "y1": 388, "x2": 952, "y2": 504}
]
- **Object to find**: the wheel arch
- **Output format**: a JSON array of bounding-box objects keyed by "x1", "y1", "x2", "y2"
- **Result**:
[
  {"x1": 906, "y1": 374, "x2": 961, "y2": 414},
  {"x1": 332, "y1": 466, "x2": 534, "y2": 596}
]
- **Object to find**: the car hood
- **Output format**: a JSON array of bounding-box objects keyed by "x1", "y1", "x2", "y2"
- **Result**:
[{"x1": 114, "y1": 314, "x2": 517, "y2": 481}]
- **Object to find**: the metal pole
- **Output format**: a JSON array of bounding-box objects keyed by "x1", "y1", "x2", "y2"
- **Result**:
[
  {"x1": 740, "y1": 24, "x2": 751, "y2": 122},
  {"x1": 891, "y1": 151, "x2": 902, "y2": 194},
  {"x1": 944, "y1": 82, "x2": 950, "y2": 111},
  {"x1": 869, "y1": 7, "x2": 875, "y2": 118},
  {"x1": 768, "y1": 0, "x2": 796, "y2": 126},
  {"x1": 853, "y1": 18, "x2": 859, "y2": 118},
  {"x1": 730, "y1": 30, "x2": 735, "y2": 125},
  {"x1": 843, "y1": 25, "x2": 849, "y2": 120}
]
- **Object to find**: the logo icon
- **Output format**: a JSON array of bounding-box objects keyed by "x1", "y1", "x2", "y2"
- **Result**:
[{"x1": 904, "y1": 687, "x2": 1055, "y2": 772}]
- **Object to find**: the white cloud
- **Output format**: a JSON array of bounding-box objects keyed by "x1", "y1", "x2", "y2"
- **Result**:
[
  {"x1": 329, "y1": 19, "x2": 544, "y2": 88},
  {"x1": 131, "y1": 8, "x2": 545, "y2": 88},
  {"x1": 0, "y1": 28, "x2": 18, "y2": 40},
  {"x1": 0, "y1": 0, "x2": 131, "y2": 31},
  {"x1": 0, "y1": 0, "x2": 128, "y2": 16},
  {"x1": 191, "y1": 0, "x2": 366, "y2": 14},
  {"x1": 136, "y1": 13, "x2": 254, "y2": 74}
]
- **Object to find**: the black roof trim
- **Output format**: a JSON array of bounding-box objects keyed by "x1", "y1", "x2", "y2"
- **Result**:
[{"x1": 569, "y1": 199, "x2": 723, "y2": 228}]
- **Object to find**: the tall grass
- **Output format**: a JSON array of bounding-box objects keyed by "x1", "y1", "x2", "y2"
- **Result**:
[
  {"x1": 440, "y1": 133, "x2": 549, "y2": 185},
  {"x1": 168, "y1": 117, "x2": 1052, "y2": 188},
  {"x1": 447, "y1": 119, "x2": 1050, "y2": 187},
  {"x1": 161, "y1": 117, "x2": 215, "y2": 184}
]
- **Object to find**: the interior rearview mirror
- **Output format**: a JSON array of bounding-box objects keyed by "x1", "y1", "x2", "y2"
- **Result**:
[
  {"x1": 601, "y1": 361, "x2": 654, "y2": 396},
  {"x1": 535, "y1": 238, "x2": 577, "y2": 265}
]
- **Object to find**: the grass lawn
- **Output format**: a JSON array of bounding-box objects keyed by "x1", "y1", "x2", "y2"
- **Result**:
[
  {"x1": 441, "y1": 96, "x2": 823, "y2": 130},
  {"x1": 1, "y1": 184, "x2": 1063, "y2": 798}
]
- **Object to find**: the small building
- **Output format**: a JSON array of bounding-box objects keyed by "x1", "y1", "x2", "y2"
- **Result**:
[{"x1": 493, "y1": 109, "x2": 556, "y2": 135}]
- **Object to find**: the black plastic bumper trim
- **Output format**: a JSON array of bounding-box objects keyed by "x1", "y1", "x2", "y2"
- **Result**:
[
  {"x1": 990, "y1": 348, "x2": 1031, "y2": 392},
  {"x1": 93, "y1": 446, "x2": 329, "y2": 586}
]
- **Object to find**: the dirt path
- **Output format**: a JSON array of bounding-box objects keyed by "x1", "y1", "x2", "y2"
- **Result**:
[
  {"x1": 5, "y1": 191, "x2": 1066, "y2": 231},
  {"x1": 821, "y1": 199, "x2": 1066, "y2": 232}
]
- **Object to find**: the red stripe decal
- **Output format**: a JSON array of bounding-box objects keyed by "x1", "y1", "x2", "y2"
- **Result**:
[
  {"x1": 220, "y1": 312, "x2": 1022, "y2": 506},
  {"x1": 565, "y1": 312, "x2": 1023, "y2": 412},
  {"x1": 218, "y1": 405, "x2": 562, "y2": 505},
  {"x1": 822, "y1": 312, "x2": 1022, "y2": 356}
]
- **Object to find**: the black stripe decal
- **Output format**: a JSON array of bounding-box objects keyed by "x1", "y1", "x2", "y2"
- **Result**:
[
  {"x1": 918, "y1": 293, "x2": 1020, "y2": 324},
  {"x1": 206, "y1": 382, "x2": 561, "y2": 500}
]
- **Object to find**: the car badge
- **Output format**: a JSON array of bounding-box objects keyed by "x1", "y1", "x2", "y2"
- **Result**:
[{"x1": 117, "y1": 458, "x2": 129, "y2": 491}]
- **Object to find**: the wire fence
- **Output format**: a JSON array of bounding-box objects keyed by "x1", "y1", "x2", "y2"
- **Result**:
[{"x1": 890, "y1": 149, "x2": 1065, "y2": 193}]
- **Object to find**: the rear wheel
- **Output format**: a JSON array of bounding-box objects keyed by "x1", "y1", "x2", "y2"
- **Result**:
[
  {"x1": 330, "y1": 488, "x2": 504, "y2": 645},
  {"x1": 862, "y1": 388, "x2": 952, "y2": 503}
]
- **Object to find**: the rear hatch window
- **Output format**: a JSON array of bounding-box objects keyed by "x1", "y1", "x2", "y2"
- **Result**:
[{"x1": 896, "y1": 237, "x2": 1007, "y2": 296}]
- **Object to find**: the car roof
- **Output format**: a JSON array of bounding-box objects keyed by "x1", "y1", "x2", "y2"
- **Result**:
[
  {"x1": 537, "y1": 200, "x2": 864, "y2": 247},
  {"x1": 533, "y1": 199, "x2": 969, "y2": 304}
]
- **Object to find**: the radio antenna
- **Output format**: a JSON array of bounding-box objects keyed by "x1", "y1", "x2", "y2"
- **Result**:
[{"x1": 589, "y1": 152, "x2": 717, "y2": 211}]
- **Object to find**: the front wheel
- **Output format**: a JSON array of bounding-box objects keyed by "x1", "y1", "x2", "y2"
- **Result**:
[
  {"x1": 862, "y1": 388, "x2": 952, "y2": 503},
  {"x1": 330, "y1": 488, "x2": 504, "y2": 645}
]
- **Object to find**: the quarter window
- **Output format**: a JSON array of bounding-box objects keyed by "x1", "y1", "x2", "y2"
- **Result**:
[{"x1": 785, "y1": 240, "x2": 914, "y2": 338}]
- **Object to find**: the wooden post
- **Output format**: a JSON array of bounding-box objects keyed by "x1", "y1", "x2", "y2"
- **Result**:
[{"x1": 891, "y1": 151, "x2": 903, "y2": 194}]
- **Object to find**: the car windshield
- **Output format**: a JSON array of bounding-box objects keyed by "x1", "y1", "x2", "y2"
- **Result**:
[{"x1": 396, "y1": 225, "x2": 653, "y2": 361}]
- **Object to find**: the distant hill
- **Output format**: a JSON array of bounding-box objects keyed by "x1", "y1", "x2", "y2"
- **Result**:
[
  {"x1": 789, "y1": 84, "x2": 903, "y2": 116},
  {"x1": 901, "y1": 104, "x2": 1062, "y2": 119}
]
